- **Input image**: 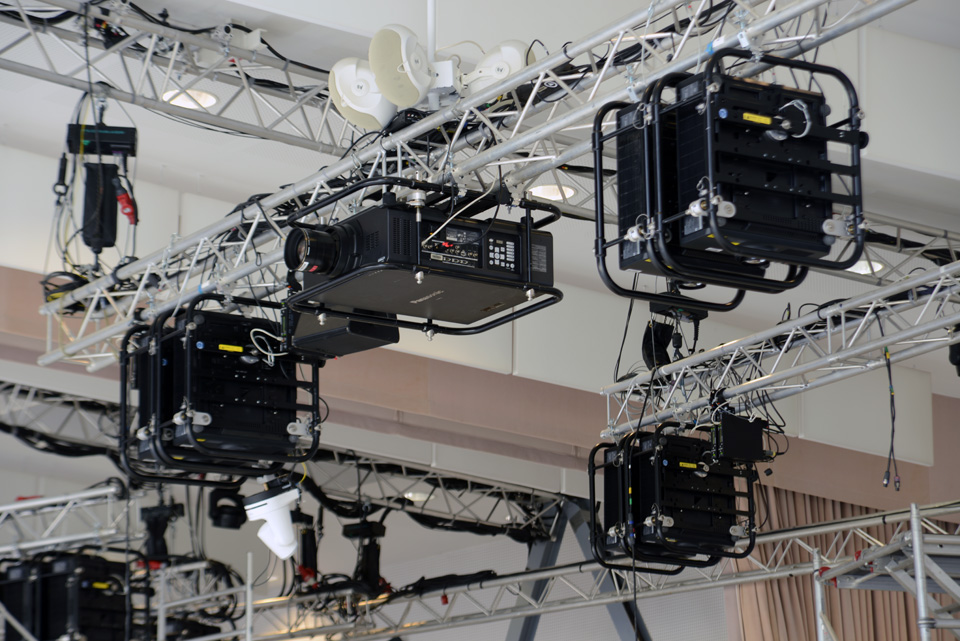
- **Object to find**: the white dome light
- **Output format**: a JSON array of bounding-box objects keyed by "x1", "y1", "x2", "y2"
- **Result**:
[
  {"x1": 162, "y1": 89, "x2": 217, "y2": 109},
  {"x1": 530, "y1": 184, "x2": 577, "y2": 201}
]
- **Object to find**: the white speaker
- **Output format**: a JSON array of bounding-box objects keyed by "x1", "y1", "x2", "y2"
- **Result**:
[
  {"x1": 329, "y1": 57, "x2": 398, "y2": 130},
  {"x1": 369, "y1": 24, "x2": 434, "y2": 108}
]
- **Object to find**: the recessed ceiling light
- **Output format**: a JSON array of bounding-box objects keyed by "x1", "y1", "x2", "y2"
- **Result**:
[
  {"x1": 529, "y1": 184, "x2": 577, "y2": 202},
  {"x1": 162, "y1": 88, "x2": 218, "y2": 109},
  {"x1": 403, "y1": 490, "x2": 433, "y2": 503},
  {"x1": 846, "y1": 258, "x2": 887, "y2": 275}
]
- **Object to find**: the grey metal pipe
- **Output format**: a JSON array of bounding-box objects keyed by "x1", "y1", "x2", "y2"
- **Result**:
[{"x1": 911, "y1": 503, "x2": 935, "y2": 640}]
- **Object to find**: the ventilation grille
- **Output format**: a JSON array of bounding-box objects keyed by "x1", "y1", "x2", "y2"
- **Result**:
[
  {"x1": 364, "y1": 231, "x2": 380, "y2": 252},
  {"x1": 392, "y1": 216, "x2": 414, "y2": 257}
]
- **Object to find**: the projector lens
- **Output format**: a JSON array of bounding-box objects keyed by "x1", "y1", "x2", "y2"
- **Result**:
[{"x1": 284, "y1": 228, "x2": 339, "y2": 274}]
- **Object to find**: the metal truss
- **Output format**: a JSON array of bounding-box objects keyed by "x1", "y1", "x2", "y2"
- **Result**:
[
  {"x1": 0, "y1": 378, "x2": 566, "y2": 541},
  {"x1": 0, "y1": 379, "x2": 119, "y2": 447},
  {"x1": 602, "y1": 258, "x2": 960, "y2": 437},
  {"x1": 149, "y1": 498, "x2": 960, "y2": 641},
  {"x1": 0, "y1": 483, "x2": 139, "y2": 556},
  {"x1": 815, "y1": 504, "x2": 960, "y2": 640},
  {"x1": 307, "y1": 448, "x2": 566, "y2": 542},
  {"x1": 15, "y1": 0, "x2": 916, "y2": 370},
  {"x1": 0, "y1": 0, "x2": 353, "y2": 154}
]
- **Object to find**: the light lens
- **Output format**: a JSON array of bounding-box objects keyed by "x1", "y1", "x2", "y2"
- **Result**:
[
  {"x1": 403, "y1": 490, "x2": 433, "y2": 502},
  {"x1": 529, "y1": 184, "x2": 576, "y2": 201},
  {"x1": 846, "y1": 259, "x2": 886, "y2": 275},
  {"x1": 162, "y1": 89, "x2": 218, "y2": 109}
]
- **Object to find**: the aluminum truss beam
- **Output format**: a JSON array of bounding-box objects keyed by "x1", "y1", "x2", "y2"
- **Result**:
[
  {"x1": 306, "y1": 447, "x2": 566, "y2": 542},
  {"x1": 813, "y1": 503, "x2": 960, "y2": 638},
  {"x1": 602, "y1": 259, "x2": 960, "y2": 437},
  {"x1": 0, "y1": 376, "x2": 568, "y2": 541},
  {"x1": 0, "y1": 483, "x2": 139, "y2": 556},
  {"x1": 22, "y1": 0, "x2": 917, "y2": 371},
  {"x1": 150, "y1": 499, "x2": 960, "y2": 641},
  {"x1": 0, "y1": 0, "x2": 350, "y2": 154},
  {"x1": 0, "y1": 380, "x2": 119, "y2": 448}
]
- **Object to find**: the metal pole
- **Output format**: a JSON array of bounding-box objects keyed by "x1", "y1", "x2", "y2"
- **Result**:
[
  {"x1": 245, "y1": 552, "x2": 254, "y2": 641},
  {"x1": 157, "y1": 567, "x2": 167, "y2": 641},
  {"x1": 814, "y1": 549, "x2": 827, "y2": 641},
  {"x1": 911, "y1": 503, "x2": 934, "y2": 641},
  {"x1": 0, "y1": 601, "x2": 41, "y2": 641}
]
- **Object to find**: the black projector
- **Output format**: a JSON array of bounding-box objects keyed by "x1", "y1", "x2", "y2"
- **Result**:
[{"x1": 286, "y1": 206, "x2": 555, "y2": 326}]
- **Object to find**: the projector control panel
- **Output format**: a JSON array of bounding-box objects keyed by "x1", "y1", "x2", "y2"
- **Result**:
[
  {"x1": 486, "y1": 235, "x2": 518, "y2": 273},
  {"x1": 422, "y1": 226, "x2": 481, "y2": 268}
]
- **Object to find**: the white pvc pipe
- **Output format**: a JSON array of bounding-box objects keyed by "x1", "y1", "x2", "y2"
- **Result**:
[{"x1": 427, "y1": 0, "x2": 437, "y2": 63}]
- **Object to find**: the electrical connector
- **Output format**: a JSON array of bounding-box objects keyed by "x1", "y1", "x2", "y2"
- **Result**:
[{"x1": 882, "y1": 470, "x2": 890, "y2": 487}]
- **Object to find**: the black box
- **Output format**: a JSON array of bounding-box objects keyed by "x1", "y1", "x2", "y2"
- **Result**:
[
  {"x1": 42, "y1": 556, "x2": 126, "y2": 641},
  {"x1": 603, "y1": 433, "x2": 742, "y2": 557},
  {"x1": 0, "y1": 562, "x2": 41, "y2": 641},
  {"x1": 713, "y1": 414, "x2": 766, "y2": 462},
  {"x1": 67, "y1": 124, "x2": 138, "y2": 156}
]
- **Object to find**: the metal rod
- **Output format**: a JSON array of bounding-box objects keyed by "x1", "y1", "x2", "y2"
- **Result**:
[
  {"x1": 814, "y1": 549, "x2": 827, "y2": 641},
  {"x1": 911, "y1": 503, "x2": 934, "y2": 640}
]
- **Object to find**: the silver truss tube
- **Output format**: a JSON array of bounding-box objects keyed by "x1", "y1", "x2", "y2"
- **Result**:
[
  {"x1": 336, "y1": 564, "x2": 809, "y2": 641},
  {"x1": 0, "y1": 58, "x2": 342, "y2": 154},
  {"x1": 866, "y1": 212, "x2": 960, "y2": 243},
  {"x1": 460, "y1": 0, "x2": 833, "y2": 182},
  {"x1": 750, "y1": 502, "x2": 960, "y2": 546},
  {"x1": 0, "y1": 528, "x2": 120, "y2": 556},
  {"x1": 912, "y1": 504, "x2": 935, "y2": 640},
  {"x1": 507, "y1": 0, "x2": 916, "y2": 187},
  {"x1": 38, "y1": 248, "x2": 282, "y2": 366},
  {"x1": 30, "y1": 0, "x2": 329, "y2": 81},
  {"x1": 736, "y1": 0, "x2": 918, "y2": 77},
  {"x1": 618, "y1": 307, "x2": 960, "y2": 434},
  {"x1": 603, "y1": 259, "x2": 960, "y2": 397},
  {"x1": 0, "y1": 484, "x2": 118, "y2": 511}
]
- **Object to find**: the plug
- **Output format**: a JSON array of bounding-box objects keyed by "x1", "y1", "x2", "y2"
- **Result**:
[
  {"x1": 882, "y1": 470, "x2": 890, "y2": 487},
  {"x1": 894, "y1": 475, "x2": 901, "y2": 492}
]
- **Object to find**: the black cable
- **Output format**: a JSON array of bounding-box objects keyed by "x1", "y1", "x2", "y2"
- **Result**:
[
  {"x1": 613, "y1": 274, "x2": 640, "y2": 383},
  {"x1": 878, "y1": 323, "x2": 899, "y2": 490}
]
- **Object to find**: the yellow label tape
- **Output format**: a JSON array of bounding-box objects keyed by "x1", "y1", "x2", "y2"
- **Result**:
[
  {"x1": 742, "y1": 112, "x2": 772, "y2": 125},
  {"x1": 218, "y1": 344, "x2": 243, "y2": 353},
  {"x1": 678, "y1": 461, "x2": 698, "y2": 469}
]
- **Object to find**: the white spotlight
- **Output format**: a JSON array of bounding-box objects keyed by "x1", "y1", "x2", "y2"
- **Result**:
[
  {"x1": 329, "y1": 57, "x2": 398, "y2": 130},
  {"x1": 243, "y1": 485, "x2": 301, "y2": 559},
  {"x1": 463, "y1": 40, "x2": 530, "y2": 96},
  {"x1": 369, "y1": 24, "x2": 434, "y2": 108}
]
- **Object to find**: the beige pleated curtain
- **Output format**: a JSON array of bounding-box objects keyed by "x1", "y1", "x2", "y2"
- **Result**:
[{"x1": 735, "y1": 486, "x2": 952, "y2": 641}]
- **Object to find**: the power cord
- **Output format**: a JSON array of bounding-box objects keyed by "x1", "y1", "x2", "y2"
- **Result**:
[{"x1": 878, "y1": 324, "x2": 899, "y2": 491}]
